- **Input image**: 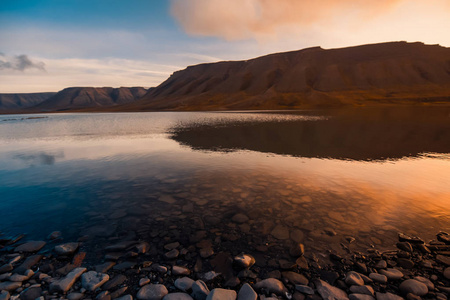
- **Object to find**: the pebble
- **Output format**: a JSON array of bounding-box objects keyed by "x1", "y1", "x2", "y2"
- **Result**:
[
  {"x1": 237, "y1": 283, "x2": 257, "y2": 300},
  {"x1": 349, "y1": 295, "x2": 375, "y2": 300},
  {"x1": 314, "y1": 279, "x2": 348, "y2": 300},
  {"x1": 399, "y1": 279, "x2": 428, "y2": 296},
  {"x1": 295, "y1": 285, "x2": 314, "y2": 295},
  {"x1": 55, "y1": 243, "x2": 79, "y2": 255},
  {"x1": 173, "y1": 266, "x2": 190, "y2": 276},
  {"x1": 345, "y1": 271, "x2": 364, "y2": 286},
  {"x1": 374, "y1": 260, "x2": 387, "y2": 269},
  {"x1": 14, "y1": 241, "x2": 46, "y2": 253},
  {"x1": 67, "y1": 293, "x2": 85, "y2": 300},
  {"x1": 113, "y1": 261, "x2": 136, "y2": 271},
  {"x1": 116, "y1": 295, "x2": 134, "y2": 300},
  {"x1": 289, "y1": 244, "x2": 305, "y2": 257},
  {"x1": 271, "y1": 225, "x2": 290, "y2": 240},
  {"x1": 14, "y1": 255, "x2": 42, "y2": 274},
  {"x1": 191, "y1": 280, "x2": 210, "y2": 300},
  {"x1": 397, "y1": 259, "x2": 414, "y2": 269},
  {"x1": 234, "y1": 254, "x2": 256, "y2": 269},
  {"x1": 164, "y1": 242, "x2": 180, "y2": 250},
  {"x1": 202, "y1": 271, "x2": 220, "y2": 281},
  {"x1": 350, "y1": 285, "x2": 375, "y2": 296},
  {"x1": 174, "y1": 277, "x2": 194, "y2": 292},
  {"x1": 396, "y1": 242, "x2": 413, "y2": 253},
  {"x1": 0, "y1": 264, "x2": 13, "y2": 274},
  {"x1": 375, "y1": 292, "x2": 404, "y2": 300},
  {"x1": 231, "y1": 214, "x2": 249, "y2": 224},
  {"x1": 136, "y1": 242, "x2": 151, "y2": 254},
  {"x1": 163, "y1": 293, "x2": 193, "y2": 300},
  {"x1": 369, "y1": 273, "x2": 387, "y2": 284},
  {"x1": 140, "y1": 278, "x2": 151, "y2": 287},
  {"x1": 436, "y1": 255, "x2": 450, "y2": 266},
  {"x1": 0, "y1": 281, "x2": 22, "y2": 292},
  {"x1": 49, "y1": 267, "x2": 87, "y2": 293},
  {"x1": 165, "y1": 249, "x2": 180, "y2": 259},
  {"x1": 19, "y1": 286, "x2": 42, "y2": 300},
  {"x1": 206, "y1": 288, "x2": 236, "y2": 300},
  {"x1": 137, "y1": 284, "x2": 169, "y2": 300},
  {"x1": 253, "y1": 278, "x2": 288, "y2": 295},
  {"x1": 379, "y1": 269, "x2": 404, "y2": 280},
  {"x1": 444, "y1": 267, "x2": 450, "y2": 280},
  {"x1": 282, "y1": 271, "x2": 308, "y2": 285},
  {"x1": 95, "y1": 262, "x2": 116, "y2": 273},
  {"x1": 0, "y1": 291, "x2": 9, "y2": 300},
  {"x1": 413, "y1": 276, "x2": 433, "y2": 291},
  {"x1": 103, "y1": 274, "x2": 127, "y2": 290}
]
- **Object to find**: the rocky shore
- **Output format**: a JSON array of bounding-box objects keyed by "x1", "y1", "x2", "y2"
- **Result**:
[{"x1": 0, "y1": 230, "x2": 449, "y2": 300}]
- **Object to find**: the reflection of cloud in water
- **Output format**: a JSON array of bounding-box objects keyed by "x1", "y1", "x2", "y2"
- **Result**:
[{"x1": 14, "y1": 151, "x2": 64, "y2": 166}]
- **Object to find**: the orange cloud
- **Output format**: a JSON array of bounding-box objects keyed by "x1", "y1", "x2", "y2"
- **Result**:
[{"x1": 170, "y1": 0, "x2": 406, "y2": 40}]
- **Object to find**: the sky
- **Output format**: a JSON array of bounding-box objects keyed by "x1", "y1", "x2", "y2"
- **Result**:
[{"x1": 0, "y1": 0, "x2": 449, "y2": 93}]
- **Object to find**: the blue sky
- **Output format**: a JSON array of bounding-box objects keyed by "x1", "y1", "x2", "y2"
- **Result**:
[{"x1": 1, "y1": 0, "x2": 449, "y2": 92}]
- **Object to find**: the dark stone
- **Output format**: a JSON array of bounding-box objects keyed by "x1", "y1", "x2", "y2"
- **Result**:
[
  {"x1": 102, "y1": 274, "x2": 127, "y2": 290},
  {"x1": 20, "y1": 287, "x2": 42, "y2": 300},
  {"x1": 397, "y1": 258, "x2": 414, "y2": 269}
]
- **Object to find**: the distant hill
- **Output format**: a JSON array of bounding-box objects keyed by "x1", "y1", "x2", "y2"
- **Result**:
[
  {"x1": 124, "y1": 41, "x2": 450, "y2": 111},
  {"x1": 32, "y1": 87, "x2": 147, "y2": 111},
  {"x1": 0, "y1": 92, "x2": 56, "y2": 111}
]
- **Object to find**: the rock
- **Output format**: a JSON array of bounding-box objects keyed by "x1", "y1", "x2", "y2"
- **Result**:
[
  {"x1": 201, "y1": 271, "x2": 220, "y2": 281},
  {"x1": 398, "y1": 233, "x2": 424, "y2": 244},
  {"x1": 345, "y1": 272, "x2": 364, "y2": 286},
  {"x1": 19, "y1": 286, "x2": 42, "y2": 300},
  {"x1": 113, "y1": 261, "x2": 136, "y2": 271},
  {"x1": 231, "y1": 214, "x2": 249, "y2": 224},
  {"x1": 105, "y1": 241, "x2": 136, "y2": 251},
  {"x1": 412, "y1": 277, "x2": 433, "y2": 291},
  {"x1": 152, "y1": 264, "x2": 168, "y2": 274},
  {"x1": 116, "y1": 295, "x2": 133, "y2": 300},
  {"x1": 290, "y1": 229, "x2": 305, "y2": 243},
  {"x1": 136, "y1": 242, "x2": 151, "y2": 254},
  {"x1": 0, "y1": 291, "x2": 9, "y2": 300},
  {"x1": 95, "y1": 262, "x2": 116, "y2": 273},
  {"x1": 96, "y1": 290, "x2": 110, "y2": 300},
  {"x1": 200, "y1": 248, "x2": 214, "y2": 258},
  {"x1": 191, "y1": 280, "x2": 210, "y2": 300},
  {"x1": 253, "y1": 278, "x2": 287, "y2": 295},
  {"x1": 67, "y1": 292, "x2": 85, "y2": 300},
  {"x1": 173, "y1": 266, "x2": 190, "y2": 276},
  {"x1": 437, "y1": 232, "x2": 450, "y2": 244},
  {"x1": 163, "y1": 293, "x2": 193, "y2": 300},
  {"x1": 102, "y1": 274, "x2": 127, "y2": 290},
  {"x1": 10, "y1": 269, "x2": 34, "y2": 282},
  {"x1": 289, "y1": 244, "x2": 305, "y2": 257},
  {"x1": 350, "y1": 286, "x2": 375, "y2": 296},
  {"x1": 49, "y1": 267, "x2": 87, "y2": 293},
  {"x1": 374, "y1": 260, "x2": 387, "y2": 269},
  {"x1": 81, "y1": 271, "x2": 109, "y2": 292},
  {"x1": 14, "y1": 255, "x2": 42, "y2": 274},
  {"x1": 137, "y1": 284, "x2": 169, "y2": 300},
  {"x1": 399, "y1": 279, "x2": 428, "y2": 296},
  {"x1": 315, "y1": 279, "x2": 348, "y2": 300},
  {"x1": 0, "y1": 264, "x2": 13, "y2": 274},
  {"x1": 444, "y1": 267, "x2": 450, "y2": 280},
  {"x1": 354, "y1": 262, "x2": 367, "y2": 274},
  {"x1": 234, "y1": 254, "x2": 255, "y2": 268},
  {"x1": 397, "y1": 258, "x2": 414, "y2": 269},
  {"x1": 271, "y1": 225, "x2": 290, "y2": 240},
  {"x1": 436, "y1": 255, "x2": 450, "y2": 266},
  {"x1": 376, "y1": 292, "x2": 404, "y2": 300},
  {"x1": 48, "y1": 231, "x2": 62, "y2": 240},
  {"x1": 0, "y1": 281, "x2": 22, "y2": 291},
  {"x1": 379, "y1": 269, "x2": 403, "y2": 280},
  {"x1": 164, "y1": 242, "x2": 180, "y2": 250},
  {"x1": 237, "y1": 283, "x2": 257, "y2": 300},
  {"x1": 175, "y1": 277, "x2": 195, "y2": 292},
  {"x1": 140, "y1": 278, "x2": 151, "y2": 287},
  {"x1": 282, "y1": 271, "x2": 308, "y2": 285},
  {"x1": 55, "y1": 243, "x2": 79, "y2": 255},
  {"x1": 349, "y1": 295, "x2": 374, "y2": 300},
  {"x1": 396, "y1": 242, "x2": 413, "y2": 253},
  {"x1": 166, "y1": 249, "x2": 180, "y2": 259},
  {"x1": 110, "y1": 287, "x2": 129, "y2": 299},
  {"x1": 406, "y1": 294, "x2": 421, "y2": 300},
  {"x1": 296, "y1": 285, "x2": 314, "y2": 295},
  {"x1": 14, "y1": 241, "x2": 46, "y2": 253},
  {"x1": 369, "y1": 273, "x2": 387, "y2": 284},
  {"x1": 206, "y1": 289, "x2": 236, "y2": 300}
]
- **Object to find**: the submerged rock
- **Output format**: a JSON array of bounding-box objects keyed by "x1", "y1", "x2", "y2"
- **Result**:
[
  {"x1": 14, "y1": 241, "x2": 46, "y2": 253},
  {"x1": 55, "y1": 242, "x2": 79, "y2": 256}
]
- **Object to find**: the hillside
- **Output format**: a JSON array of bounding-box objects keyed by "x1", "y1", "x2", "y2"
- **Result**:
[
  {"x1": 0, "y1": 93, "x2": 56, "y2": 111},
  {"x1": 125, "y1": 41, "x2": 450, "y2": 110}
]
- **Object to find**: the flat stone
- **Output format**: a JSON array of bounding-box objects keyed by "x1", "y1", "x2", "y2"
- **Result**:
[
  {"x1": 374, "y1": 260, "x2": 387, "y2": 269},
  {"x1": 282, "y1": 271, "x2": 308, "y2": 285},
  {"x1": 369, "y1": 273, "x2": 387, "y2": 284},
  {"x1": 165, "y1": 249, "x2": 180, "y2": 259},
  {"x1": 164, "y1": 242, "x2": 180, "y2": 250},
  {"x1": 136, "y1": 242, "x2": 151, "y2": 254},
  {"x1": 10, "y1": 270, "x2": 34, "y2": 282},
  {"x1": 110, "y1": 287, "x2": 129, "y2": 299},
  {"x1": 202, "y1": 271, "x2": 220, "y2": 281},
  {"x1": 163, "y1": 293, "x2": 193, "y2": 300},
  {"x1": 350, "y1": 286, "x2": 374, "y2": 296},
  {"x1": 95, "y1": 262, "x2": 116, "y2": 273},
  {"x1": 237, "y1": 283, "x2": 257, "y2": 300},
  {"x1": 14, "y1": 241, "x2": 46, "y2": 253},
  {"x1": 159, "y1": 195, "x2": 176, "y2": 204},
  {"x1": 173, "y1": 266, "x2": 190, "y2": 276},
  {"x1": 140, "y1": 278, "x2": 151, "y2": 287},
  {"x1": 49, "y1": 267, "x2": 87, "y2": 293},
  {"x1": 137, "y1": 284, "x2": 169, "y2": 300},
  {"x1": 67, "y1": 292, "x2": 85, "y2": 300},
  {"x1": 345, "y1": 272, "x2": 364, "y2": 286},
  {"x1": 413, "y1": 276, "x2": 433, "y2": 291},
  {"x1": 14, "y1": 255, "x2": 42, "y2": 274},
  {"x1": 396, "y1": 242, "x2": 413, "y2": 253},
  {"x1": 191, "y1": 280, "x2": 210, "y2": 300},
  {"x1": 376, "y1": 292, "x2": 404, "y2": 300},
  {"x1": 289, "y1": 244, "x2": 305, "y2": 257},
  {"x1": 253, "y1": 278, "x2": 287, "y2": 295},
  {"x1": 55, "y1": 243, "x2": 79, "y2": 255},
  {"x1": 271, "y1": 225, "x2": 290, "y2": 240},
  {"x1": 379, "y1": 269, "x2": 403, "y2": 280},
  {"x1": 0, "y1": 281, "x2": 22, "y2": 291},
  {"x1": 81, "y1": 271, "x2": 109, "y2": 291},
  {"x1": 175, "y1": 277, "x2": 195, "y2": 292},
  {"x1": 105, "y1": 240, "x2": 136, "y2": 251},
  {"x1": 436, "y1": 255, "x2": 450, "y2": 266},
  {"x1": 315, "y1": 279, "x2": 348, "y2": 300},
  {"x1": 113, "y1": 261, "x2": 136, "y2": 271},
  {"x1": 397, "y1": 259, "x2": 414, "y2": 269},
  {"x1": 19, "y1": 286, "x2": 42, "y2": 300},
  {"x1": 231, "y1": 214, "x2": 249, "y2": 224},
  {"x1": 349, "y1": 295, "x2": 375, "y2": 300},
  {"x1": 0, "y1": 291, "x2": 9, "y2": 300},
  {"x1": 0, "y1": 264, "x2": 13, "y2": 274},
  {"x1": 399, "y1": 279, "x2": 428, "y2": 296},
  {"x1": 206, "y1": 289, "x2": 236, "y2": 300},
  {"x1": 295, "y1": 285, "x2": 314, "y2": 295},
  {"x1": 444, "y1": 267, "x2": 450, "y2": 280},
  {"x1": 234, "y1": 254, "x2": 255, "y2": 269},
  {"x1": 290, "y1": 229, "x2": 305, "y2": 243},
  {"x1": 116, "y1": 295, "x2": 133, "y2": 300}
]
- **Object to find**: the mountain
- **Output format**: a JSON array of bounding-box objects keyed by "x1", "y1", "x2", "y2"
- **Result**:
[
  {"x1": 126, "y1": 41, "x2": 450, "y2": 111},
  {"x1": 0, "y1": 92, "x2": 56, "y2": 111},
  {"x1": 33, "y1": 87, "x2": 147, "y2": 111}
]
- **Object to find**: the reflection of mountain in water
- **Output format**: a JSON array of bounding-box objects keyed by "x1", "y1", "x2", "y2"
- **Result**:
[{"x1": 171, "y1": 107, "x2": 450, "y2": 161}]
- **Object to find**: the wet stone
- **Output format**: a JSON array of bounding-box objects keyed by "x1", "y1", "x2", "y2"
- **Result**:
[
  {"x1": 200, "y1": 248, "x2": 214, "y2": 258},
  {"x1": 202, "y1": 271, "x2": 220, "y2": 281},
  {"x1": 113, "y1": 261, "x2": 136, "y2": 271},
  {"x1": 375, "y1": 292, "x2": 404, "y2": 300},
  {"x1": 238, "y1": 283, "x2": 257, "y2": 300},
  {"x1": 412, "y1": 277, "x2": 433, "y2": 291},
  {"x1": 253, "y1": 278, "x2": 287, "y2": 295},
  {"x1": 191, "y1": 280, "x2": 210, "y2": 300},
  {"x1": 399, "y1": 279, "x2": 428, "y2": 296},
  {"x1": 49, "y1": 267, "x2": 87, "y2": 293},
  {"x1": 206, "y1": 288, "x2": 236, "y2": 300},
  {"x1": 164, "y1": 242, "x2": 180, "y2": 250},
  {"x1": 0, "y1": 264, "x2": 13, "y2": 274},
  {"x1": 350, "y1": 286, "x2": 374, "y2": 296},
  {"x1": 396, "y1": 242, "x2": 413, "y2": 253},
  {"x1": 0, "y1": 291, "x2": 10, "y2": 300},
  {"x1": 14, "y1": 255, "x2": 42, "y2": 275},
  {"x1": 374, "y1": 260, "x2": 387, "y2": 269},
  {"x1": 234, "y1": 254, "x2": 256, "y2": 269},
  {"x1": 166, "y1": 249, "x2": 180, "y2": 259},
  {"x1": 397, "y1": 259, "x2": 414, "y2": 269},
  {"x1": 14, "y1": 241, "x2": 46, "y2": 253},
  {"x1": 345, "y1": 271, "x2": 364, "y2": 286},
  {"x1": 95, "y1": 262, "x2": 116, "y2": 273},
  {"x1": 116, "y1": 295, "x2": 133, "y2": 300},
  {"x1": 289, "y1": 244, "x2": 305, "y2": 257},
  {"x1": 172, "y1": 266, "x2": 190, "y2": 276},
  {"x1": 379, "y1": 269, "x2": 403, "y2": 280},
  {"x1": 349, "y1": 295, "x2": 375, "y2": 300},
  {"x1": 296, "y1": 285, "x2": 314, "y2": 295},
  {"x1": 175, "y1": 277, "x2": 194, "y2": 292},
  {"x1": 55, "y1": 243, "x2": 79, "y2": 256},
  {"x1": 369, "y1": 273, "x2": 387, "y2": 284},
  {"x1": 19, "y1": 286, "x2": 42, "y2": 300},
  {"x1": 137, "y1": 284, "x2": 169, "y2": 300},
  {"x1": 102, "y1": 274, "x2": 127, "y2": 290},
  {"x1": 67, "y1": 293, "x2": 85, "y2": 300},
  {"x1": 436, "y1": 255, "x2": 450, "y2": 266},
  {"x1": 314, "y1": 279, "x2": 348, "y2": 300},
  {"x1": 163, "y1": 293, "x2": 193, "y2": 300}
]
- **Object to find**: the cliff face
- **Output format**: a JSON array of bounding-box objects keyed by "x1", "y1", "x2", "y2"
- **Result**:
[
  {"x1": 0, "y1": 93, "x2": 56, "y2": 110},
  {"x1": 130, "y1": 42, "x2": 450, "y2": 110},
  {"x1": 34, "y1": 87, "x2": 148, "y2": 111}
]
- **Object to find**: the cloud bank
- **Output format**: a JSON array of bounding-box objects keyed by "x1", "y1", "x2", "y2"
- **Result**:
[
  {"x1": 170, "y1": 0, "x2": 412, "y2": 40},
  {"x1": 0, "y1": 54, "x2": 46, "y2": 71}
]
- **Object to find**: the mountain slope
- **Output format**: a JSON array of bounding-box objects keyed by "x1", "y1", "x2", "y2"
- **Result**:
[
  {"x1": 0, "y1": 92, "x2": 56, "y2": 110},
  {"x1": 128, "y1": 41, "x2": 450, "y2": 110}
]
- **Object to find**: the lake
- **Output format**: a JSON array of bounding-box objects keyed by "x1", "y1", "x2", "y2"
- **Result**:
[{"x1": 0, "y1": 107, "x2": 449, "y2": 266}]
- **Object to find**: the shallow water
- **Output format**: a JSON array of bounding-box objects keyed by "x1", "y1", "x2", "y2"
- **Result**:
[{"x1": 0, "y1": 107, "x2": 449, "y2": 263}]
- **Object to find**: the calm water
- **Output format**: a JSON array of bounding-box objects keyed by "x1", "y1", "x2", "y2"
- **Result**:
[{"x1": 0, "y1": 107, "x2": 449, "y2": 263}]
